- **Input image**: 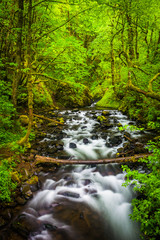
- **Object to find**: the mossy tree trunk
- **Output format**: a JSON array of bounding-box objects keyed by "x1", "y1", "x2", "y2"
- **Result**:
[
  {"x1": 18, "y1": 0, "x2": 33, "y2": 146},
  {"x1": 12, "y1": 0, "x2": 24, "y2": 108}
]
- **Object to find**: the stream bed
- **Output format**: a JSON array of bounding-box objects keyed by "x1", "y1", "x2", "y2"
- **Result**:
[{"x1": 1, "y1": 108, "x2": 154, "y2": 240}]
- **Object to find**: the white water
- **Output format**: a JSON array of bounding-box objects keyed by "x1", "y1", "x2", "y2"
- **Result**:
[{"x1": 23, "y1": 109, "x2": 142, "y2": 240}]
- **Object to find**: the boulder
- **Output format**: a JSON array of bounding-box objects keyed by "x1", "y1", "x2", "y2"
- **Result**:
[{"x1": 69, "y1": 142, "x2": 77, "y2": 148}]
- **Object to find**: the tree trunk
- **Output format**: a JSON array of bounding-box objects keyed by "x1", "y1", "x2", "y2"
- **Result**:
[
  {"x1": 12, "y1": 0, "x2": 24, "y2": 108},
  {"x1": 18, "y1": 0, "x2": 33, "y2": 146},
  {"x1": 35, "y1": 154, "x2": 151, "y2": 166}
]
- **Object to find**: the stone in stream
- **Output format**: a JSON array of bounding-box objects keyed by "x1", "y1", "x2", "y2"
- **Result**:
[
  {"x1": 106, "y1": 135, "x2": 122, "y2": 147},
  {"x1": 91, "y1": 135, "x2": 98, "y2": 140},
  {"x1": 57, "y1": 191, "x2": 80, "y2": 198},
  {"x1": 102, "y1": 110, "x2": 110, "y2": 116},
  {"x1": 83, "y1": 138, "x2": 90, "y2": 144},
  {"x1": 12, "y1": 213, "x2": 43, "y2": 237},
  {"x1": 69, "y1": 142, "x2": 77, "y2": 148}
]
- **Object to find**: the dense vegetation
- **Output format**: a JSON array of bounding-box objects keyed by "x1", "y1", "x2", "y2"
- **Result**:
[{"x1": 0, "y1": 0, "x2": 160, "y2": 239}]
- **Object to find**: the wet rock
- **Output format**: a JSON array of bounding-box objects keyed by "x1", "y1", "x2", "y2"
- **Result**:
[
  {"x1": 47, "y1": 146, "x2": 57, "y2": 154},
  {"x1": 117, "y1": 147, "x2": 124, "y2": 153},
  {"x1": 0, "y1": 216, "x2": 7, "y2": 227},
  {"x1": 0, "y1": 208, "x2": 12, "y2": 221},
  {"x1": 24, "y1": 190, "x2": 33, "y2": 200},
  {"x1": 83, "y1": 138, "x2": 89, "y2": 144},
  {"x1": 25, "y1": 207, "x2": 39, "y2": 217},
  {"x1": 91, "y1": 135, "x2": 98, "y2": 140},
  {"x1": 56, "y1": 143, "x2": 64, "y2": 151},
  {"x1": 12, "y1": 213, "x2": 42, "y2": 237},
  {"x1": 69, "y1": 142, "x2": 77, "y2": 148},
  {"x1": 16, "y1": 196, "x2": 27, "y2": 205},
  {"x1": 58, "y1": 191, "x2": 80, "y2": 198},
  {"x1": 134, "y1": 142, "x2": 146, "y2": 154},
  {"x1": 81, "y1": 179, "x2": 92, "y2": 185},
  {"x1": 44, "y1": 223, "x2": 57, "y2": 231},
  {"x1": 21, "y1": 184, "x2": 30, "y2": 195},
  {"x1": 30, "y1": 183, "x2": 39, "y2": 192},
  {"x1": 106, "y1": 135, "x2": 122, "y2": 147},
  {"x1": 102, "y1": 110, "x2": 110, "y2": 116}
]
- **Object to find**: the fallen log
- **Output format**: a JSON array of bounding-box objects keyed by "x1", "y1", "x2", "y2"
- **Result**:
[
  {"x1": 33, "y1": 113, "x2": 63, "y2": 125},
  {"x1": 35, "y1": 153, "x2": 151, "y2": 166}
]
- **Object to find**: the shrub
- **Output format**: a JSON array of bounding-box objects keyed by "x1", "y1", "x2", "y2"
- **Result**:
[
  {"x1": 0, "y1": 159, "x2": 17, "y2": 202},
  {"x1": 122, "y1": 141, "x2": 160, "y2": 239}
]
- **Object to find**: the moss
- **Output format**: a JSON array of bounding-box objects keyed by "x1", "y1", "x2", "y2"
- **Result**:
[
  {"x1": 97, "y1": 115, "x2": 106, "y2": 122},
  {"x1": 96, "y1": 88, "x2": 121, "y2": 109},
  {"x1": 26, "y1": 175, "x2": 38, "y2": 185},
  {"x1": 54, "y1": 81, "x2": 92, "y2": 108},
  {"x1": 33, "y1": 82, "x2": 55, "y2": 108}
]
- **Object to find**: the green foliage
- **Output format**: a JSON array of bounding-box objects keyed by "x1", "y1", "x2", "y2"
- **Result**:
[
  {"x1": 122, "y1": 141, "x2": 160, "y2": 239},
  {"x1": 118, "y1": 124, "x2": 144, "y2": 131},
  {"x1": 0, "y1": 159, "x2": 17, "y2": 202}
]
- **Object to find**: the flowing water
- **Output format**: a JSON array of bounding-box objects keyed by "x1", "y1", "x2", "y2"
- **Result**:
[{"x1": 10, "y1": 109, "x2": 152, "y2": 240}]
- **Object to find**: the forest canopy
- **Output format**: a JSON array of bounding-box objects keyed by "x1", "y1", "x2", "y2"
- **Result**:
[{"x1": 0, "y1": 0, "x2": 160, "y2": 144}]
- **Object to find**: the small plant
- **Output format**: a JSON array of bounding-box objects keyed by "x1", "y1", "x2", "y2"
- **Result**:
[
  {"x1": 118, "y1": 124, "x2": 144, "y2": 132},
  {"x1": 0, "y1": 159, "x2": 17, "y2": 202}
]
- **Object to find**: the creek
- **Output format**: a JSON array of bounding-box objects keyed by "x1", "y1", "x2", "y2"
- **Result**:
[{"x1": 2, "y1": 108, "x2": 154, "y2": 240}]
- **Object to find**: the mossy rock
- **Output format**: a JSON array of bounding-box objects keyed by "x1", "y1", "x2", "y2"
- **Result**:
[
  {"x1": 54, "y1": 81, "x2": 92, "y2": 108},
  {"x1": 33, "y1": 82, "x2": 56, "y2": 108},
  {"x1": 19, "y1": 115, "x2": 29, "y2": 126},
  {"x1": 11, "y1": 171, "x2": 20, "y2": 183},
  {"x1": 26, "y1": 176, "x2": 38, "y2": 185},
  {"x1": 97, "y1": 115, "x2": 107, "y2": 122},
  {"x1": 96, "y1": 88, "x2": 121, "y2": 109}
]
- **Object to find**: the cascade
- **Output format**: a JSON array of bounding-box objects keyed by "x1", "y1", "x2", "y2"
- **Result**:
[{"x1": 8, "y1": 109, "x2": 151, "y2": 240}]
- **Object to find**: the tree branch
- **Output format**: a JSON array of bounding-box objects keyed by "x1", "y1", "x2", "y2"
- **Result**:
[{"x1": 128, "y1": 71, "x2": 160, "y2": 101}]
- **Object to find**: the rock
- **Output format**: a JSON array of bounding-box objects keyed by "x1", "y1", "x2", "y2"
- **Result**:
[
  {"x1": 25, "y1": 207, "x2": 38, "y2": 217},
  {"x1": 56, "y1": 143, "x2": 64, "y2": 151},
  {"x1": 69, "y1": 142, "x2": 77, "y2": 148},
  {"x1": 81, "y1": 126, "x2": 87, "y2": 130},
  {"x1": 0, "y1": 216, "x2": 7, "y2": 227},
  {"x1": 11, "y1": 171, "x2": 20, "y2": 183},
  {"x1": 83, "y1": 138, "x2": 89, "y2": 144},
  {"x1": 16, "y1": 196, "x2": 27, "y2": 205},
  {"x1": 12, "y1": 213, "x2": 42, "y2": 237},
  {"x1": 58, "y1": 191, "x2": 80, "y2": 198},
  {"x1": 27, "y1": 175, "x2": 39, "y2": 185},
  {"x1": 21, "y1": 184, "x2": 30, "y2": 195},
  {"x1": 91, "y1": 135, "x2": 98, "y2": 140},
  {"x1": 106, "y1": 136, "x2": 122, "y2": 147},
  {"x1": 24, "y1": 190, "x2": 33, "y2": 200},
  {"x1": 102, "y1": 110, "x2": 110, "y2": 116},
  {"x1": 47, "y1": 147, "x2": 57, "y2": 154}
]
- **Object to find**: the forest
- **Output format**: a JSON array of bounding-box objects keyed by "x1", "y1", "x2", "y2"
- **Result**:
[{"x1": 0, "y1": 0, "x2": 160, "y2": 239}]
